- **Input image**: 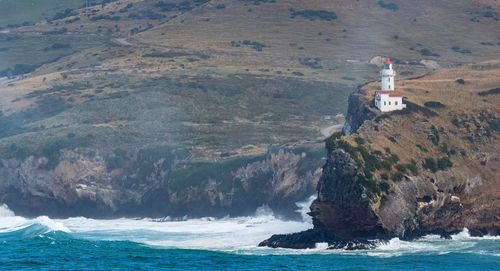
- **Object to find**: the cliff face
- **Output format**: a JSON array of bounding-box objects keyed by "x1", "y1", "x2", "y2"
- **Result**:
[
  {"x1": 260, "y1": 62, "x2": 500, "y2": 249},
  {"x1": 0, "y1": 147, "x2": 321, "y2": 218},
  {"x1": 342, "y1": 91, "x2": 377, "y2": 135},
  {"x1": 312, "y1": 149, "x2": 386, "y2": 239}
]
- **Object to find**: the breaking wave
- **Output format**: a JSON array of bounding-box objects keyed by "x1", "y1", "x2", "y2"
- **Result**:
[{"x1": 0, "y1": 203, "x2": 498, "y2": 257}]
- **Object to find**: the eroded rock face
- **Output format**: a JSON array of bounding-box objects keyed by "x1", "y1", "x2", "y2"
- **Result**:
[
  {"x1": 342, "y1": 92, "x2": 377, "y2": 135},
  {"x1": 312, "y1": 150, "x2": 386, "y2": 239},
  {"x1": 259, "y1": 149, "x2": 388, "y2": 249},
  {"x1": 260, "y1": 82, "x2": 500, "y2": 248},
  {"x1": 0, "y1": 147, "x2": 320, "y2": 218}
]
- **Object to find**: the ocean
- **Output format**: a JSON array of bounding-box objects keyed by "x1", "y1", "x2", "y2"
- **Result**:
[{"x1": 0, "y1": 198, "x2": 498, "y2": 271}]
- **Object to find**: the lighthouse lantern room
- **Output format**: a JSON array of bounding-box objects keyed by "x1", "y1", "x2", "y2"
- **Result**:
[{"x1": 374, "y1": 58, "x2": 406, "y2": 112}]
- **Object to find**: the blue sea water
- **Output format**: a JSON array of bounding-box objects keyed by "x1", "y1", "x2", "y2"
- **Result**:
[{"x1": 0, "y1": 203, "x2": 498, "y2": 271}]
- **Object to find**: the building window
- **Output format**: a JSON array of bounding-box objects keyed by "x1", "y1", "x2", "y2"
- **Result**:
[
  {"x1": 395, "y1": 101, "x2": 398, "y2": 105},
  {"x1": 384, "y1": 101, "x2": 386, "y2": 105},
  {"x1": 389, "y1": 101, "x2": 391, "y2": 105}
]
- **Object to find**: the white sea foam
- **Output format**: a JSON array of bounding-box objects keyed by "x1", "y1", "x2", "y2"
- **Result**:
[
  {"x1": 295, "y1": 195, "x2": 316, "y2": 223},
  {"x1": 0, "y1": 204, "x2": 70, "y2": 233},
  {"x1": 0, "y1": 203, "x2": 498, "y2": 257}
]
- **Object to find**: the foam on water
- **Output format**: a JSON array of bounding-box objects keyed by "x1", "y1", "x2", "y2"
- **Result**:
[
  {"x1": 0, "y1": 205, "x2": 71, "y2": 234},
  {"x1": 0, "y1": 202, "x2": 498, "y2": 257}
]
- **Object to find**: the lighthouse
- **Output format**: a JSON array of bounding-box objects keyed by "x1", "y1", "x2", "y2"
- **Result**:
[
  {"x1": 380, "y1": 58, "x2": 395, "y2": 91},
  {"x1": 374, "y1": 58, "x2": 406, "y2": 112}
]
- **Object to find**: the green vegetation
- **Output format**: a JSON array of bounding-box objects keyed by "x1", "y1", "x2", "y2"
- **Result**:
[
  {"x1": 299, "y1": 58, "x2": 323, "y2": 69},
  {"x1": 424, "y1": 101, "x2": 446, "y2": 109},
  {"x1": 154, "y1": 0, "x2": 209, "y2": 12},
  {"x1": 143, "y1": 51, "x2": 209, "y2": 59},
  {"x1": 482, "y1": 7, "x2": 499, "y2": 20},
  {"x1": 40, "y1": 135, "x2": 92, "y2": 169},
  {"x1": 290, "y1": 9, "x2": 337, "y2": 21},
  {"x1": 90, "y1": 15, "x2": 121, "y2": 21},
  {"x1": 451, "y1": 46, "x2": 471, "y2": 54},
  {"x1": 119, "y1": 3, "x2": 134, "y2": 13},
  {"x1": 437, "y1": 156, "x2": 453, "y2": 170},
  {"x1": 230, "y1": 40, "x2": 267, "y2": 51},
  {"x1": 326, "y1": 134, "x2": 405, "y2": 196},
  {"x1": 402, "y1": 101, "x2": 438, "y2": 117},
  {"x1": 420, "y1": 48, "x2": 440, "y2": 58},
  {"x1": 0, "y1": 34, "x2": 105, "y2": 72},
  {"x1": 42, "y1": 43, "x2": 72, "y2": 51},
  {"x1": 49, "y1": 8, "x2": 77, "y2": 22},
  {"x1": 169, "y1": 155, "x2": 263, "y2": 191},
  {"x1": 395, "y1": 161, "x2": 419, "y2": 175},
  {"x1": 423, "y1": 157, "x2": 438, "y2": 172},
  {"x1": 391, "y1": 171, "x2": 404, "y2": 181},
  {"x1": 241, "y1": 0, "x2": 276, "y2": 5},
  {"x1": 133, "y1": 146, "x2": 175, "y2": 180},
  {"x1": 427, "y1": 125, "x2": 440, "y2": 146},
  {"x1": 423, "y1": 156, "x2": 453, "y2": 173},
  {"x1": 377, "y1": 0, "x2": 399, "y2": 11},
  {"x1": 455, "y1": 78, "x2": 466, "y2": 85},
  {"x1": 416, "y1": 144, "x2": 429, "y2": 152},
  {"x1": 478, "y1": 87, "x2": 500, "y2": 96}
]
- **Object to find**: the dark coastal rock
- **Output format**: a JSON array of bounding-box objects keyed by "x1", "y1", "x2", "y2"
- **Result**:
[
  {"x1": 261, "y1": 85, "x2": 500, "y2": 249},
  {"x1": 258, "y1": 229, "x2": 380, "y2": 250},
  {"x1": 312, "y1": 149, "x2": 387, "y2": 239},
  {"x1": 259, "y1": 229, "x2": 333, "y2": 249},
  {"x1": 342, "y1": 91, "x2": 378, "y2": 135}
]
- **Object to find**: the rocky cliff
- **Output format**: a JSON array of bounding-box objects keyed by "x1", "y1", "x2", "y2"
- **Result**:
[
  {"x1": 260, "y1": 62, "x2": 500, "y2": 249},
  {"x1": 0, "y1": 146, "x2": 322, "y2": 218}
]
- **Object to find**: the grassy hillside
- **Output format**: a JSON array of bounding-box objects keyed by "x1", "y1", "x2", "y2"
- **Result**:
[
  {"x1": 0, "y1": 0, "x2": 499, "y2": 174},
  {"x1": 334, "y1": 60, "x2": 500, "y2": 205}
]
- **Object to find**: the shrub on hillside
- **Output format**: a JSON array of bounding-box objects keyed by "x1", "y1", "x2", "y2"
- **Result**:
[
  {"x1": 424, "y1": 101, "x2": 446, "y2": 109},
  {"x1": 451, "y1": 46, "x2": 471, "y2": 54},
  {"x1": 377, "y1": 0, "x2": 399, "y2": 11},
  {"x1": 49, "y1": 9, "x2": 77, "y2": 22},
  {"x1": 427, "y1": 125, "x2": 440, "y2": 146},
  {"x1": 90, "y1": 15, "x2": 121, "y2": 21},
  {"x1": 423, "y1": 157, "x2": 437, "y2": 173},
  {"x1": 478, "y1": 87, "x2": 500, "y2": 96},
  {"x1": 290, "y1": 9, "x2": 337, "y2": 21},
  {"x1": 43, "y1": 43, "x2": 72, "y2": 51},
  {"x1": 299, "y1": 58, "x2": 322, "y2": 69},
  {"x1": 437, "y1": 156, "x2": 453, "y2": 170},
  {"x1": 420, "y1": 48, "x2": 440, "y2": 57}
]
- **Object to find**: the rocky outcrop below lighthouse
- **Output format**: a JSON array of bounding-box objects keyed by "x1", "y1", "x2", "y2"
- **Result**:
[{"x1": 260, "y1": 62, "x2": 500, "y2": 249}]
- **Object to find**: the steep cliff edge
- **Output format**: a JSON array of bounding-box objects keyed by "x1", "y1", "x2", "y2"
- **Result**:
[
  {"x1": 0, "y1": 145, "x2": 322, "y2": 218},
  {"x1": 260, "y1": 61, "x2": 500, "y2": 249}
]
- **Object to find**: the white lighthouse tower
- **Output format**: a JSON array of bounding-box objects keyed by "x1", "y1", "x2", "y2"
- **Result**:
[
  {"x1": 381, "y1": 58, "x2": 395, "y2": 91},
  {"x1": 374, "y1": 58, "x2": 406, "y2": 112}
]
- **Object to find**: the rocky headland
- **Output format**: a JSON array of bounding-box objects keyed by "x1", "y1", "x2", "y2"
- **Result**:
[{"x1": 260, "y1": 62, "x2": 500, "y2": 249}]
